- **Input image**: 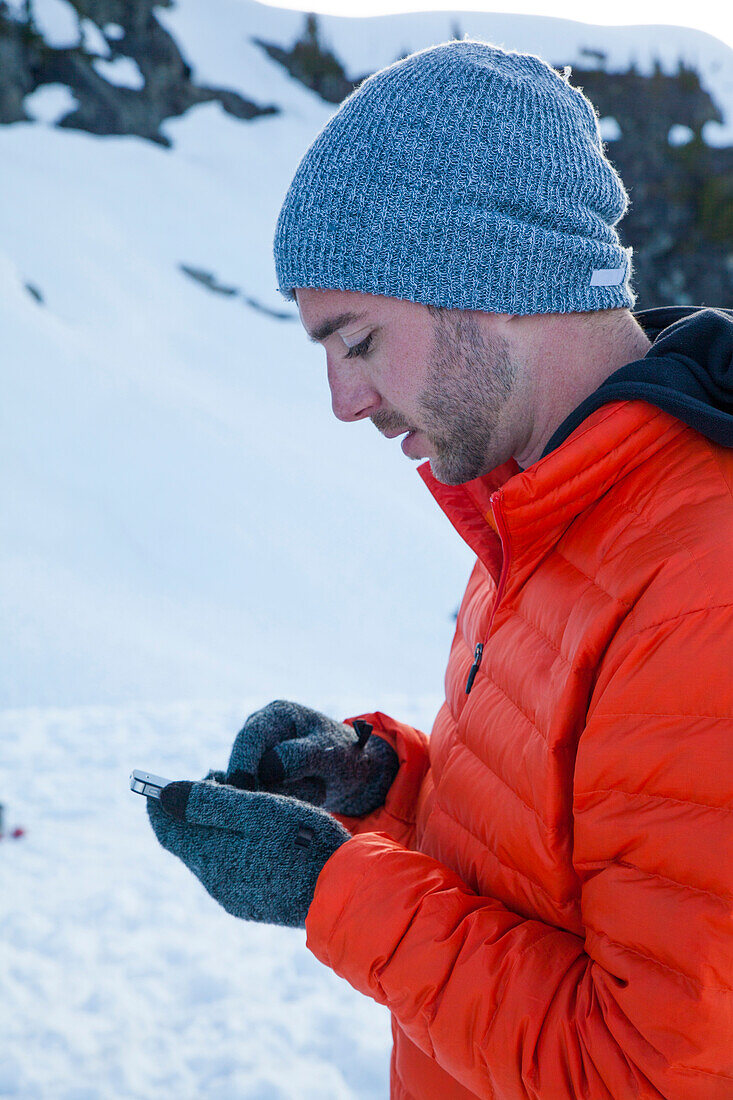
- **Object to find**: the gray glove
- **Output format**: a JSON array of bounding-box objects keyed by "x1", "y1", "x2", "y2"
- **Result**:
[
  {"x1": 147, "y1": 777, "x2": 350, "y2": 927},
  {"x1": 225, "y1": 700, "x2": 400, "y2": 817}
]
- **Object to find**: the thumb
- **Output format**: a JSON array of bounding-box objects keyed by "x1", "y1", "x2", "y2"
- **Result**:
[
  {"x1": 159, "y1": 781, "x2": 194, "y2": 822},
  {"x1": 258, "y1": 738, "x2": 331, "y2": 789},
  {"x1": 160, "y1": 781, "x2": 254, "y2": 832}
]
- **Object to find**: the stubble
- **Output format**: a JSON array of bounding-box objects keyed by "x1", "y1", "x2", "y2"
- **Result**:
[{"x1": 419, "y1": 308, "x2": 518, "y2": 485}]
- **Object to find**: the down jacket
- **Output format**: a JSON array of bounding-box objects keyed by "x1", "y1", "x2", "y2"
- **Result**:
[{"x1": 305, "y1": 307, "x2": 733, "y2": 1099}]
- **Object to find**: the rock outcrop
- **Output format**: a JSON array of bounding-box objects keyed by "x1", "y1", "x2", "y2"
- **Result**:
[
  {"x1": 253, "y1": 13, "x2": 369, "y2": 105},
  {"x1": 0, "y1": 0, "x2": 277, "y2": 145}
]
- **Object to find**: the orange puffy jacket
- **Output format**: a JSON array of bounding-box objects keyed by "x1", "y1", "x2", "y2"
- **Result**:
[{"x1": 306, "y1": 390, "x2": 733, "y2": 1099}]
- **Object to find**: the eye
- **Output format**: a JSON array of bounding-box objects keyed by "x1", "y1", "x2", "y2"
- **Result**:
[{"x1": 344, "y1": 333, "x2": 373, "y2": 360}]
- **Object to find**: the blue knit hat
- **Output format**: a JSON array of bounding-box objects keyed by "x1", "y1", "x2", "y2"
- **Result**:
[{"x1": 274, "y1": 39, "x2": 636, "y2": 314}]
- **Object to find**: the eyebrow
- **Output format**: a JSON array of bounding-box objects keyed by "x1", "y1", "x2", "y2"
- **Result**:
[{"x1": 306, "y1": 310, "x2": 369, "y2": 343}]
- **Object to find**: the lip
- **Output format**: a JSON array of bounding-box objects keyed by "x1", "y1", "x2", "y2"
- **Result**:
[
  {"x1": 382, "y1": 428, "x2": 411, "y2": 440},
  {"x1": 401, "y1": 430, "x2": 422, "y2": 456}
]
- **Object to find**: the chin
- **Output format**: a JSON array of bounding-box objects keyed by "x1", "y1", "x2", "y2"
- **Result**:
[
  {"x1": 427, "y1": 460, "x2": 468, "y2": 486},
  {"x1": 429, "y1": 453, "x2": 493, "y2": 486}
]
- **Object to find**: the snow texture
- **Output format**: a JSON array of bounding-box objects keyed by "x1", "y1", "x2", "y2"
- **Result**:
[
  {"x1": 80, "y1": 17, "x2": 111, "y2": 58},
  {"x1": 91, "y1": 56, "x2": 145, "y2": 89},
  {"x1": 23, "y1": 83, "x2": 78, "y2": 124},
  {"x1": 30, "y1": 0, "x2": 80, "y2": 48},
  {"x1": 0, "y1": 695, "x2": 438, "y2": 1097},
  {"x1": 598, "y1": 115, "x2": 622, "y2": 141},
  {"x1": 668, "y1": 122, "x2": 695, "y2": 144}
]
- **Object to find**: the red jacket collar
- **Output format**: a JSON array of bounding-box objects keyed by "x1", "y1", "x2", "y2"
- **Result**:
[{"x1": 419, "y1": 401, "x2": 685, "y2": 579}]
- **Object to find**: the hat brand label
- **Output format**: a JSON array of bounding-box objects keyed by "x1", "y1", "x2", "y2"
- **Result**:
[{"x1": 590, "y1": 265, "x2": 626, "y2": 287}]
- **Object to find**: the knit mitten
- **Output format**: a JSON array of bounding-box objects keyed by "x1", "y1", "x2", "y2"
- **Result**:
[
  {"x1": 147, "y1": 776, "x2": 349, "y2": 928},
  {"x1": 225, "y1": 700, "x2": 399, "y2": 817}
]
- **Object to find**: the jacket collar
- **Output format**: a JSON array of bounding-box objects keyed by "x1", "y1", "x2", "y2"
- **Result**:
[
  {"x1": 542, "y1": 306, "x2": 733, "y2": 457},
  {"x1": 419, "y1": 400, "x2": 685, "y2": 581}
]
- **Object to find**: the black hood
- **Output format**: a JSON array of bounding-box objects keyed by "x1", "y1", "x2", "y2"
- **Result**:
[{"x1": 542, "y1": 306, "x2": 733, "y2": 457}]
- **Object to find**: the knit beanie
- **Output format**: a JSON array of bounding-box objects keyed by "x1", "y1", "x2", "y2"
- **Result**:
[{"x1": 274, "y1": 38, "x2": 636, "y2": 314}]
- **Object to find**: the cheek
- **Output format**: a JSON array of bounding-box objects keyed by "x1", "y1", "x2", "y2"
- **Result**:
[{"x1": 383, "y1": 342, "x2": 429, "y2": 411}]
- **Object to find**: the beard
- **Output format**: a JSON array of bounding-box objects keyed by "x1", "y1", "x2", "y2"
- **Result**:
[{"x1": 372, "y1": 310, "x2": 518, "y2": 486}]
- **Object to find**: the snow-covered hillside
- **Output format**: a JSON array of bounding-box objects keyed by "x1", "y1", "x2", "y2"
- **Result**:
[
  {"x1": 1, "y1": 3, "x2": 732, "y2": 1096},
  {"x1": 0, "y1": 695, "x2": 437, "y2": 1099},
  {"x1": 1, "y1": 68, "x2": 471, "y2": 712},
  {"x1": 3, "y1": 0, "x2": 733, "y2": 712}
]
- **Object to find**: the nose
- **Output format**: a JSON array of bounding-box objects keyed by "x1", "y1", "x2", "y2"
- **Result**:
[{"x1": 326, "y1": 355, "x2": 380, "y2": 423}]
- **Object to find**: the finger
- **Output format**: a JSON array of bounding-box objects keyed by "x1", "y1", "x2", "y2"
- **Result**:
[
  {"x1": 258, "y1": 738, "x2": 331, "y2": 788},
  {"x1": 160, "y1": 780, "x2": 260, "y2": 834},
  {"x1": 158, "y1": 781, "x2": 195, "y2": 823},
  {"x1": 279, "y1": 776, "x2": 327, "y2": 807},
  {"x1": 147, "y1": 789, "x2": 189, "y2": 851},
  {"x1": 203, "y1": 769, "x2": 227, "y2": 784},
  {"x1": 154, "y1": 772, "x2": 229, "y2": 829},
  {"x1": 226, "y1": 700, "x2": 303, "y2": 785}
]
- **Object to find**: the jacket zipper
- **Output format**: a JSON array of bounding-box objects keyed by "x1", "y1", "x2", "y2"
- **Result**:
[
  {"x1": 465, "y1": 642, "x2": 484, "y2": 694},
  {"x1": 465, "y1": 488, "x2": 511, "y2": 695}
]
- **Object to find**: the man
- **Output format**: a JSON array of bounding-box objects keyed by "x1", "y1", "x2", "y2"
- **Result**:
[{"x1": 148, "y1": 40, "x2": 733, "y2": 1098}]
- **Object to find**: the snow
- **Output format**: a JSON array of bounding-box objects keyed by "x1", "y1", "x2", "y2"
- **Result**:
[
  {"x1": 80, "y1": 17, "x2": 111, "y2": 58},
  {"x1": 0, "y1": 694, "x2": 438, "y2": 1097},
  {"x1": 702, "y1": 119, "x2": 733, "y2": 147},
  {"x1": 668, "y1": 122, "x2": 695, "y2": 145},
  {"x1": 103, "y1": 23, "x2": 125, "y2": 41},
  {"x1": 91, "y1": 57, "x2": 146, "y2": 89},
  {"x1": 30, "y1": 0, "x2": 80, "y2": 48},
  {"x1": 0, "y1": 104, "x2": 473, "y2": 711},
  {"x1": 598, "y1": 115, "x2": 622, "y2": 141},
  {"x1": 2, "y1": 2, "x2": 732, "y2": 1094},
  {"x1": 23, "y1": 83, "x2": 78, "y2": 124}
]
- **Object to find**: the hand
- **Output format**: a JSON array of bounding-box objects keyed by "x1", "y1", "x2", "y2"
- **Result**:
[
  {"x1": 226, "y1": 700, "x2": 400, "y2": 817},
  {"x1": 147, "y1": 776, "x2": 350, "y2": 927}
]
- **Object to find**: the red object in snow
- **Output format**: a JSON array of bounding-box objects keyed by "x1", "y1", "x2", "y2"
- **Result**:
[{"x1": 11, "y1": 827, "x2": 25, "y2": 839}]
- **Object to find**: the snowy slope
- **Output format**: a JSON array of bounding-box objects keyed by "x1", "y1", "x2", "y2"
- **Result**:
[
  {"x1": 1, "y1": 84, "x2": 471, "y2": 712},
  {"x1": 1, "y1": 3, "x2": 732, "y2": 1097},
  {"x1": 3, "y1": 0, "x2": 733, "y2": 712},
  {"x1": 0, "y1": 694, "x2": 438, "y2": 1098}
]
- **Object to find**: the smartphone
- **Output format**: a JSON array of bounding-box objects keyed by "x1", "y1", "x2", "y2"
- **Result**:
[{"x1": 130, "y1": 770, "x2": 171, "y2": 800}]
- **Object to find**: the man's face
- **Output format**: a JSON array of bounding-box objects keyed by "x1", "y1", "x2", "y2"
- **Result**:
[{"x1": 295, "y1": 287, "x2": 520, "y2": 485}]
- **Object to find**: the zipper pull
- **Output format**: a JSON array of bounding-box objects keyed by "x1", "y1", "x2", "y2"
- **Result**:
[
  {"x1": 465, "y1": 643, "x2": 484, "y2": 694},
  {"x1": 351, "y1": 719, "x2": 373, "y2": 750}
]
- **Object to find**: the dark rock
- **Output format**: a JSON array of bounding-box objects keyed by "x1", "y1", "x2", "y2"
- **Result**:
[
  {"x1": 0, "y1": 7, "x2": 42, "y2": 123},
  {"x1": 179, "y1": 264, "x2": 239, "y2": 297},
  {"x1": 180, "y1": 263, "x2": 297, "y2": 321},
  {"x1": 570, "y1": 60, "x2": 732, "y2": 307},
  {"x1": 0, "y1": 0, "x2": 278, "y2": 144},
  {"x1": 25, "y1": 282, "x2": 44, "y2": 303},
  {"x1": 252, "y1": 13, "x2": 369, "y2": 105}
]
